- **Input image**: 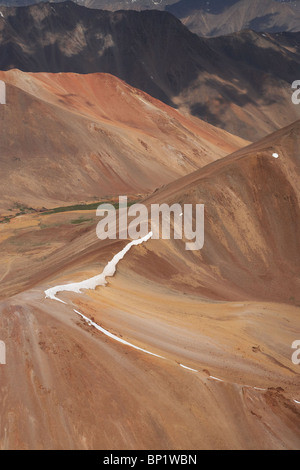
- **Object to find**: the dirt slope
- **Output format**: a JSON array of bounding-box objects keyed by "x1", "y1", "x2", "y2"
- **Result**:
[
  {"x1": 0, "y1": 69, "x2": 245, "y2": 211},
  {"x1": 0, "y1": 122, "x2": 299, "y2": 449}
]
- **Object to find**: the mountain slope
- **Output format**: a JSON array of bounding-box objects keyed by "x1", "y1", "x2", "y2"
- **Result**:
[
  {"x1": 0, "y1": 3, "x2": 299, "y2": 140},
  {"x1": 0, "y1": 69, "x2": 245, "y2": 211},
  {"x1": 132, "y1": 120, "x2": 300, "y2": 304},
  {"x1": 167, "y1": 0, "x2": 300, "y2": 36},
  {"x1": 0, "y1": 121, "x2": 299, "y2": 449}
]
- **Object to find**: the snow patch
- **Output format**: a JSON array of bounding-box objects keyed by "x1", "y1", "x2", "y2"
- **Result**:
[
  {"x1": 179, "y1": 364, "x2": 198, "y2": 372},
  {"x1": 209, "y1": 376, "x2": 224, "y2": 382},
  {"x1": 45, "y1": 232, "x2": 153, "y2": 302},
  {"x1": 74, "y1": 309, "x2": 164, "y2": 359}
]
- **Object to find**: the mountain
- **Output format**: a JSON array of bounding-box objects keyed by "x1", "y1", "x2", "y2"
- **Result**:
[
  {"x1": 0, "y1": 69, "x2": 245, "y2": 212},
  {"x1": 167, "y1": 0, "x2": 300, "y2": 37},
  {"x1": 1, "y1": 0, "x2": 299, "y2": 35},
  {"x1": 1, "y1": 0, "x2": 300, "y2": 454},
  {"x1": 76, "y1": 0, "x2": 176, "y2": 9},
  {"x1": 0, "y1": 120, "x2": 299, "y2": 449},
  {"x1": 0, "y1": 0, "x2": 176, "y2": 8},
  {"x1": 138, "y1": 120, "x2": 300, "y2": 304},
  {"x1": 0, "y1": 2, "x2": 299, "y2": 141}
]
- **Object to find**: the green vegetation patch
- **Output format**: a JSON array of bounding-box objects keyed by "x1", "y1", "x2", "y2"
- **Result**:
[{"x1": 42, "y1": 199, "x2": 137, "y2": 215}]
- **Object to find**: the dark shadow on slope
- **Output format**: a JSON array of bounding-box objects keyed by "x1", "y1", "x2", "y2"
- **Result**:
[{"x1": 0, "y1": 3, "x2": 300, "y2": 139}]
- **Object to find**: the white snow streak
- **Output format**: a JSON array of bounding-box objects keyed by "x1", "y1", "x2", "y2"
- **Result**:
[
  {"x1": 44, "y1": 231, "x2": 295, "y2": 404},
  {"x1": 45, "y1": 232, "x2": 153, "y2": 302},
  {"x1": 74, "y1": 309, "x2": 164, "y2": 359}
]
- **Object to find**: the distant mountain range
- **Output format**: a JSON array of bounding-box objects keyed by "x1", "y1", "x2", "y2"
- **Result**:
[
  {"x1": 0, "y1": 0, "x2": 175, "y2": 8},
  {"x1": 0, "y1": 2, "x2": 299, "y2": 140},
  {"x1": 1, "y1": 1, "x2": 300, "y2": 452},
  {"x1": 167, "y1": 0, "x2": 300, "y2": 36},
  {"x1": 0, "y1": 0, "x2": 299, "y2": 36}
]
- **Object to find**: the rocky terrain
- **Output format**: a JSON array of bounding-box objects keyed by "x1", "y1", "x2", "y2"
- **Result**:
[
  {"x1": 0, "y1": 0, "x2": 299, "y2": 452},
  {"x1": 167, "y1": 0, "x2": 300, "y2": 36},
  {"x1": 0, "y1": 3, "x2": 299, "y2": 140},
  {"x1": 0, "y1": 121, "x2": 299, "y2": 449},
  {"x1": 0, "y1": 69, "x2": 245, "y2": 211}
]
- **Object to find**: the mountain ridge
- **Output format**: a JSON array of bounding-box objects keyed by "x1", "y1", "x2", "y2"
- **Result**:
[
  {"x1": 167, "y1": 0, "x2": 300, "y2": 37},
  {"x1": 0, "y1": 69, "x2": 245, "y2": 211},
  {"x1": 0, "y1": 2, "x2": 299, "y2": 140},
  {"x1": 1, "y1": 0, "x2": 299, "y2": 36}
]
